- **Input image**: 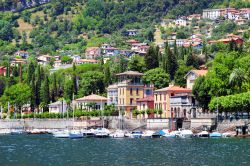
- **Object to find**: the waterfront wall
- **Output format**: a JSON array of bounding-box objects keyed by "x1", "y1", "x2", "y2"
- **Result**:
[
  {"x1": 147, "y1": 119, "x2": 169, "y2": 129},
  {"x1": 0, "y1": 119, "x2": 103, "y2": 129}
]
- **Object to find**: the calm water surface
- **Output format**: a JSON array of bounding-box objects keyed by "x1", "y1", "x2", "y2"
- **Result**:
[{"x1": 0, "y1": 134, "x2": 250, "y2": 166}]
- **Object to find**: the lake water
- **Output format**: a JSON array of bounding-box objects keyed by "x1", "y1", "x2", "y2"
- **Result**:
[{"x1": 0, "y1": 135, "x2": 250, "y2": 166}]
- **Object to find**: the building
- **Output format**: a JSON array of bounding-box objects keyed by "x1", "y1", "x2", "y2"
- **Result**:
[
  {"x1": 127, "y1": 29, "x2": 139, "y2": 36},
  {"x1": 0, "y1": 66, "x2": 6, "y2": 76},
  {"x1": 75, "y1": 59, "x2": 98, "y2": 65},
  {"x1": 187, "y1": 14, "x2": 201, "y2": 21},
  {"x1": 114, "y1": 71, "x2": 153, "y2": 118},
  {"x1": 154, "y1": 85, "x2": 192, "y2": 118},
  {"x1": 136, "y1": 96, "x2": 154, "y2": 111},
  {"x1": 174, "y1": 18, "x2": 187, "y2": 27},
  {"x1": 74, "y1": 94, "x2": 107, "y2": 110},
  {"x1": 10, "y1": 59, "x2": 27, "y2": 67},
  {"x1": 49, "y1": 101, "x2": 68, "y2": 114},
  {"x1": 71, "y1": 55, "x2": 81, "y2": 62},
  {"x1": 104, "y1": 47, "x2": 120, "y2": 56},
  {"x1": 15, "y1": 51, "x2": 29, "y2": 59},
  {"x1": 101, "y1": 43, "x2": 111, "y2": 54},
  {"x1": 239, "y1": 8, "x2": 250, "y2": 19},
  {"x1": 202, "y1": 9, "x2": 222, "y2": 20},
  {"x1": 37, "y1": 55, "x2": 53, "y2": 66},
  {"x1": 107, "y1": 84, "x2": 118, "y2": 105},
  {"x1": 185, "y1": 69, "x2": 208, "y2": 90},
  {"x1": 85, "y1": 47, "x2": 101, "y2": 59}
]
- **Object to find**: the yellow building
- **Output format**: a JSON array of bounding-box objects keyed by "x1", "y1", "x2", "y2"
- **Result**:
[{"x1": 115, "y1": 71, "x2": 153, "y2": 118}]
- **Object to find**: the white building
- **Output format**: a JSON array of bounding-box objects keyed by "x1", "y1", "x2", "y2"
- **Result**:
[
  {"x1": 49, "y1": 101, "x2": 68, "y2": 114},
  {"x1": 74, "y1": 94, "x2": 107, "y2": 110},
  {"x1": 202, "y1": 9, "x2": 222, "y2": 20},
  {"x1": 174, "y1": 18, "x2": 187, "y2": 27}
]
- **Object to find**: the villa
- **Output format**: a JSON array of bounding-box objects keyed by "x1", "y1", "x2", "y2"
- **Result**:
[{"x1": 74, "y1": 94, "x2": 107, "y2": 111}]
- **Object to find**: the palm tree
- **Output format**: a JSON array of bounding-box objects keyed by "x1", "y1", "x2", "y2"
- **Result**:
[{"x1": 229, "y1": 68, "x2": 248, "y2": 92}]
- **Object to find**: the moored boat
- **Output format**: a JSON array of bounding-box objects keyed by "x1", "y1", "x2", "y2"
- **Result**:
[
  {"x1": 142, "y1": 130, "x2": 154, "y2": 138},
  {"x1": 130, "y1": 131, "x2": 143, "y2": 138},
  {"x1": 209, "y1": 132, "x2": 222, "y2": 138},
  {"x1": 197, "y1": 131, "x2": 209, "y2": 138},
  {"x1": 94, "y1": 128, "x2": 110, "y2": 138},
  {"x1": 53, "y1": 130, "x2": 70, "y2": 138},
  {"x1": 178, "y1": 130, "x2": 193, "y2": 138},
  {"x1": 110, "y1": 130, "x2": 125, "y2": 138},
  {"x1": 0, "y1": 129, "x2": 11, "y2": 135},
  {"x1": 69, "y1": 130, "x2": 83, "y2": 139}
]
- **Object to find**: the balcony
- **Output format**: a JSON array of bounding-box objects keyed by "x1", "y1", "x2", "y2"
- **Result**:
[{"x1": 170, "y1": 96, "x2": 190, "y2": 105}]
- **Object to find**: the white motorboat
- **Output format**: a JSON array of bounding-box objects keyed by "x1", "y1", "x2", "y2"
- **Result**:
[
  {"x1": 11, "y1": 129, "x2": 25, "y2": 135},
  {"x1": 94, "y1": 128, "x2": 110, "y2": 138},
  {"x1": 142, "y1": 130, "x2": 155, "y2": 138},
  {"x1": 197, "y1": 131, "x2": 209, "y2": 138},
  {"x1": 110, "y1": 130, "x2": 125, "y2": 138},
  {"x1": 178, "y1": 130, "x2": 193, "y2": 138},
  {"x1": 129, "y1": 131, "x2": 143, "y2": 138},
  {"x1": 69, "y1": 130, "x2": 83, "y2": 139},
  {"x1": 82, "y1": 129, "x2": 95, "y2": 138},
  {"x1": 0, "y1": 129, "x2": 11, "y2": 135},
  {"x1": 53, "y1": 130, "x2": 70, "y2": 138},
  {"x1": 222, "y1": 132, "x2": 233, "y2": 138},
  {"x1": 164, "y1": 130, "x2": 179, "y2": 138}
]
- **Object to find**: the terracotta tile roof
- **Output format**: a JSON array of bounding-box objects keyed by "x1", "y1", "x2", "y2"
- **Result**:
[
  {"x1": 155, "y1": 86, "x2": 191, "y2": 93},
  {"x1": 75, "y1": 94, "x2": 107, "y2": 101},
  {"x1": 191, "y1": 70, "x2": 208, "y2": 76},
  {"x1": 116, "y1": 71, "x2": 144, "y2": 76},
  {"x1": 85, "y1": 47, "x2": 100, "y2": 52},
  {"x1": 137, "y1": 96, "x2": 154, "y2": 102}
]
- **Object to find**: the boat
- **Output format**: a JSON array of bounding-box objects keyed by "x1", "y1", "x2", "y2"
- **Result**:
[
  {"x1": 10, "y1": 129, "x2": 25, "y2": 135},
  {"x1": 94, "y1": 128, "x2": 110, "y2": 138},
  {"x1": 69, "y1": 130, "x2": 83, "y2": 139},
  {"x1": 151, "y1": 131, "x2": 162, "y2": 138},
  {"x1": 28, "y1": 129, "x2": 46, "y2": 134},
  {"x1": 164, "y1": 130, "x2": 180, "y2": 138},
  {"x1": 53, "y1": 130, "x2": 70, "y2": 138},
  {"x1": 82, "y1": 129, "x2": 95, "y2": 138},
  {"x1": 209, "y1": 132, "x2": 222, "y2": 138},
  {"x1": 222, "y1": 132, "x2": 233, "y2": 138},
  {"x1": 142, "y1": 130, "x2": 155, "y2": 138},
  {"x1": 110, "y1": 130, "x2": 125, "y2": 138},
  {"x1": 197, "y1": 131, "x2": 209, "y2": 138},
  {"x1": 130, "y1": 131, "x2": 143, "y2": 138},
  {"x1": 178, "y1": 130, "x2": 193, "y2": 138},
  {"x1": 0, "y1": 129, "x2": 11, "y2": 135}
]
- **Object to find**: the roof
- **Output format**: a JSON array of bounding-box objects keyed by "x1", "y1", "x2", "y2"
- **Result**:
[
  {"x1": 85, "y1": 47, "x2": 100, "y2": 52},
  {"x1": 49, "y1": 101, "x2": 66, "y2": 106},
  {"x1": 75, "y1": 94, "x2": 107, "y2": 101},
  {"x1": 107, "y1": 84, "x2": 118, "y2": 89},
  {"x1": 185, "y1": 70, "x2": 208, "y2": 78},
  {"x1": 137, "y1": 96, "x2": 154, "y2": 102},
  {"x1": 155, "y1": 86, "x2": 192, "y2": 93},
  {"x1": 116, "y1": 71, "x2": 144, "y2": 76},
  {"x1": 77, "y1": 59, "x2": 98, "y2": 63},
  {"x1": 0, "y1": 66, "x2": 6, "y2": 69}
]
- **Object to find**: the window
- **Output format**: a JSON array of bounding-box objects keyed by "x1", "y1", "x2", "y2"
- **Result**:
[
  {"x1": 130, "y1": 98, "x2": 133, "y2": 105},
  {"x1": 164, "y1": 94, "x2": 166, "y2": 101},
  {"x1": 130, "y1": 88, "x2": 133, "y2": 95},
  {"x1": 143, "y1": 104, "x2": 145, "y2": 110},
  {"x1": 160, "y1": 94, "x2": 162, "y2": 101},
  {"x1": 136, "y1": 88, "x2": 139, "y2": 95},
  {"x1": 155, "y1": 94, "x2": 158, "y2": 101}
]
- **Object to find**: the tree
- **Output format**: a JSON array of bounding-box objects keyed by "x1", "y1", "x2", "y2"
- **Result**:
[
  {"x1": 192, "y1": 76, "x2": 211, "y2": 110},
  {"x1": 128, "y1": 55, "x2": 146, "y2": 73},
  {"x1": 143, "y1": 68, "x2": 170, "y2": 89},
  {"x1": 174, "y1": 60, "x2": 193, "y2": 87},
  {"x1": 51, "y1": 73, "x2": 58, "y2": 102},
  {"x1": 0, "y1": 83, "x2": 31, "y2": 111},
  {"x1": 40, "y1": 75, "x2": 50, "y2": 111},
  {"x1": 78, "y1": 71, "x2": 105, "y2": 96},
  {"x1": 72, "y1": 63, "x2": 78, "y2": 95},
  {"x1": 165, "y1": 44, "x2": 178, "y2": 80},
  {"x1": 145, "y1": 46, "x2": 158, "y2": 70},
  {"x1": 61, "y1": 55, "x2": 73, "y2": 64},
  {"x1": 63, "y1": 79, "x2": 73, "y2": 101},
  {"x1": 229, "y1": 68, "x2": 247, "y2": 92}
]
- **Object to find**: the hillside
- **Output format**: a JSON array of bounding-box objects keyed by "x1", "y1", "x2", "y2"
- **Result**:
[{"x1": 0, "y1": 0, "x2": 224, "y2": 56}]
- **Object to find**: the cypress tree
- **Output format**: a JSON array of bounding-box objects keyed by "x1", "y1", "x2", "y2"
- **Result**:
[
  {"x1": 145, "y1": 46, "x2": 158, "y2": 70},
  {"x1": 41, "y1": 74, "x2": 50, "y2": 112},
  {"x1": 166, "y1": 47, "x2": 178, "y2": 80},
  {"x1": 173, "y1": 40, "x2": 179, "y2": 59},
  {"x1": 35, "y1": 66, "x2": 41, "y2": 107},
  {"x1": 72, "y1": 63, "x2": 78, "y2": 95},
  {"x1": 30, "y1": 75, "x2": 36, "y2": 111},
  {"x1": 12, "y1": 66, "x2": 19, "y2": 77},
  {"x1": 202, "y1": 41, "x2": 208, "y2": 62},
  {"x1": 51, "y1": 73, "x2": 57, "y2": 102}
]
